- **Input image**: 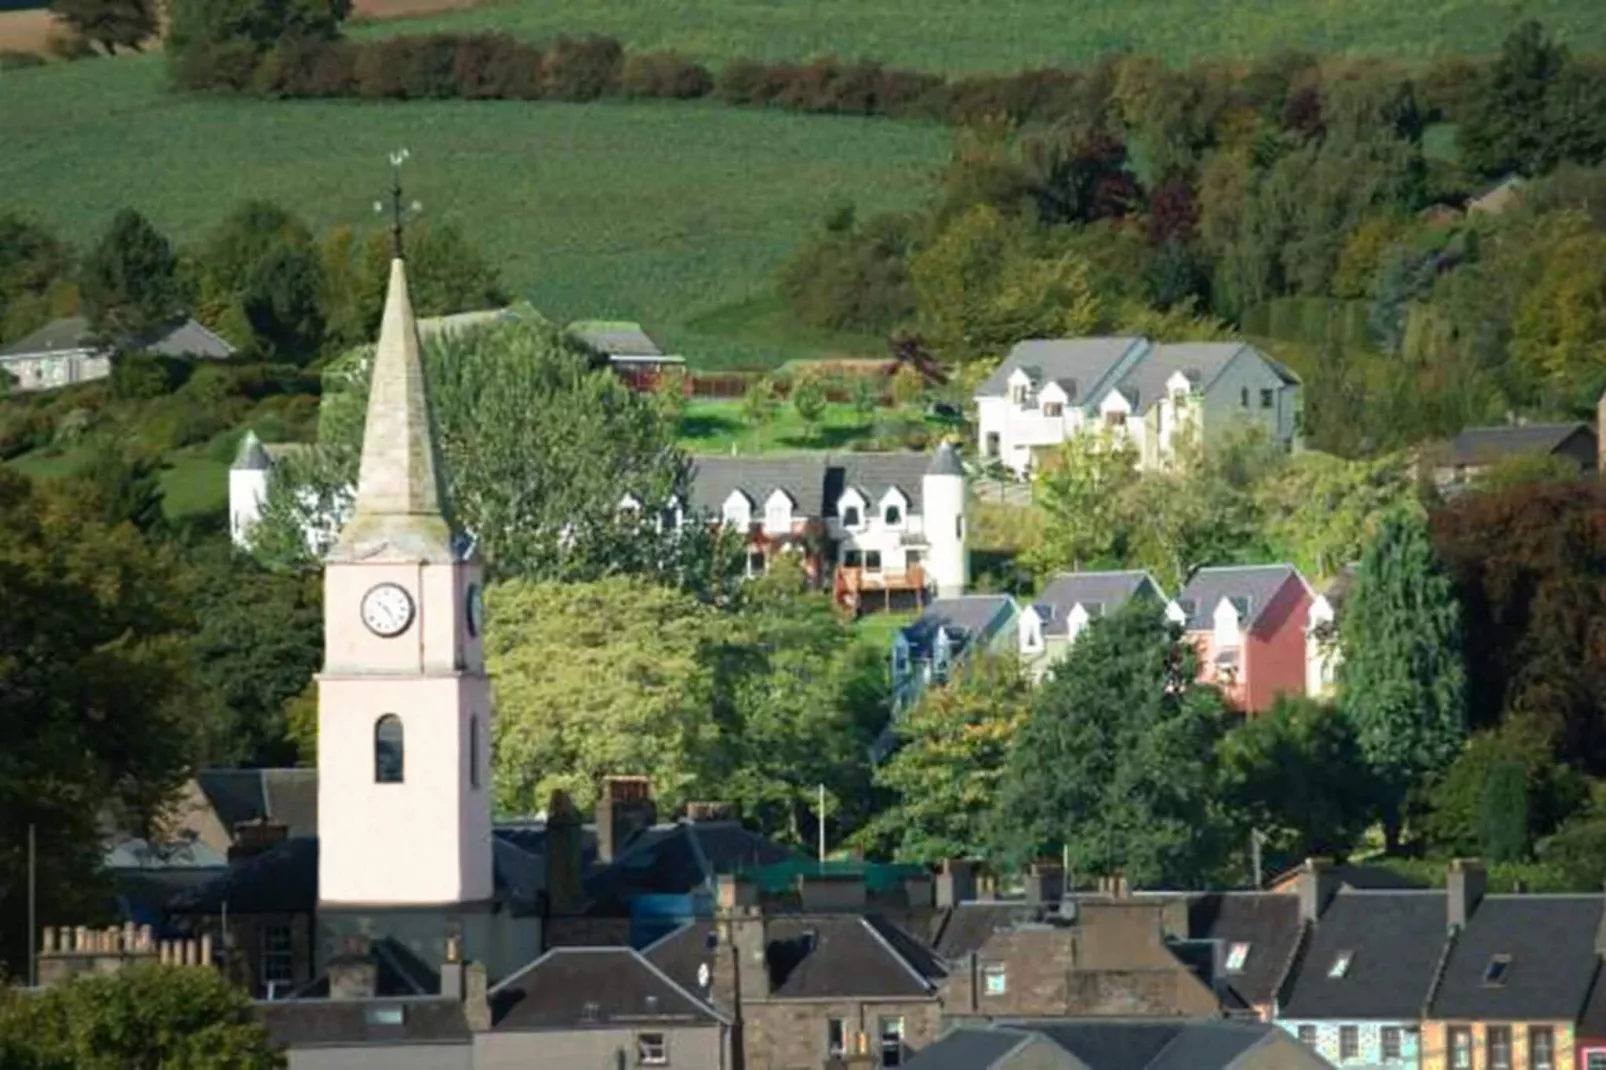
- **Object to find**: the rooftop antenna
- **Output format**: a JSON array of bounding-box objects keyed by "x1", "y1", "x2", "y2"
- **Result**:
[{"x1": 373, "y1": 149, "x2": 421, "y2": 259}]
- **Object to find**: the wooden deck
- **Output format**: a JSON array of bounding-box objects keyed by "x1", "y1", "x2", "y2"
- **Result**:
[{"x1": 834, "y1": 564, "x2": 928, "y2": 614}]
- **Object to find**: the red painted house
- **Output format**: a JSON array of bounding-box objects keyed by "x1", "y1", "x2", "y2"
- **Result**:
[{"x1": 1165, "y1": 564, "x2": 1314, "y2": 713}]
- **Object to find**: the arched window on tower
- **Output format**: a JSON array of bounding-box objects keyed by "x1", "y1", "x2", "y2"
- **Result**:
[
  {"x1": 469, "y1": 716, "x2": 481, "y2": 790},
  {"x1": 375, "y1": 715, "x2": 404, "y2": 783}
]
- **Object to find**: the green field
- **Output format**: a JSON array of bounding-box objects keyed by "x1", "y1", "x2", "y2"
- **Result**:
[
  {"x1": 364, "y1": 0, "x2": 1606, "y2": 71},
  {"x1": 0, "y1": 57, "x2": 946, "y2": 369},
  {"x1": 8, "y1": 442, "x2": 228, "y2": 521}
]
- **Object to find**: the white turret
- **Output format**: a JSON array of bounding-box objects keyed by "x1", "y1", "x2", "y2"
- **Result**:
[
  {"x1": 228, "y1": 431, "x2": 272, "y2": 549},
  {"x1": 922, "y1": 441, "x2": 968, "y2": 598}
]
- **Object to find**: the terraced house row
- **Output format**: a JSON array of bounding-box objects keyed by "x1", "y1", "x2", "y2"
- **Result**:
[{"x1": 893, "y1": 562, "x2": 1349, "y2": 713}]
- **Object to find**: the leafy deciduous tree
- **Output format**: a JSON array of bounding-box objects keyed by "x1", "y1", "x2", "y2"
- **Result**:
[{"x1": 81, "y1": 209, "x2": 182, "y2": 339}]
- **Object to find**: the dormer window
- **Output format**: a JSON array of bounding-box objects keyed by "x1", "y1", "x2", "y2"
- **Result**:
[
  {"x1": 722, "y1": 491, "x2": 752, "y2": 530},
  {"x1": 1011, "y1": 384, "x2": 1030, "y2": 405},
  {"x1": 1483, "y1": 954, "x2": 1511, "y2": 986},
  {"x1": 842, "y1": 504, "x2": 862, "y2": 528},
  {"x1": 1328, "y1": 951, "x2": 1353, "y2": 978},
  {"x1": 884, "y1": 503, "x2": 903, "y2": 526},
  {"x1": 1043, "y1": 401, "x2": 1064, "y2": 417},
  {"x1": 1224, "y1": 942, "x2": 1250, "y2": 973},
  {"x1": 763, "y1": 489, "x2": 794, "y2": 535},
  {"x1": 1104, "y1": 411, "x2": 1126, "y2": 428}
]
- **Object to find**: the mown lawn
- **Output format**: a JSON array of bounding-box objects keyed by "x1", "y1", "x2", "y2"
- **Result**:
[
  {"x1": 678, "y1": 399, "x2": 881, "y2": 453},
  {"x1": 7, "y1": 443, "x2": 228, "y2": 521},
  {"x1": 364, "y1": 0, "x2": 1606, "y2": 71},
  {"x1": 0, "y1": 57, "x2": 946, "y2": 370}
]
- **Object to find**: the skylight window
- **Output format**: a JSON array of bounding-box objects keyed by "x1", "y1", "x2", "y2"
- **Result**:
[
  {"x1": 1224, "y1": 942, "x2": 1250, "y2": 973},
  {"x1": 1328, "y1": 951, "x2": 1353, "y2": 978},
  {"x1": 1484, "y1": 954, "x2": 1512, "y2": 986}
]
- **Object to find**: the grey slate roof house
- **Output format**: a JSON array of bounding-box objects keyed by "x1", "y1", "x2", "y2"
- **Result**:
[
  {"x1": 1277, "y1": 890, "x2": 1450, "y2": 1068},
  {"x1": 892, "y1": 594, "x2": 1020, "y2": 713},
  {"x1": 1429, "y1": 421, "x2": 1598, "y2": 493},
  {"x1": 257, "y1": 993, "x2": 474, "y2": 1070},
  {"x1": 906, "y1": 1019, "x2": 1334, "y2": 1069},
  {"x1": 1021, "y1": 570, "x2": 1165, "y2": 680},
  {"x1": 974, "y1": 336, "x2": 1300, "y2": 475},
  {"x1": 0, "y1": 314, "x2": 236, "y2": 392},
  {"x1": 1186, "y1": 893, "x2": 1304, "y2": 1018},
  {"x1": 1166, "y1": 564, "x2": 1314, "y2": 714}
]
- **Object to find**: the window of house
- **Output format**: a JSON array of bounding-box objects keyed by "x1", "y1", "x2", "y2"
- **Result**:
[
  {"x1": 1529, "y1": 1026, "x2": 1554, "y2": 1070},
  {"x1": 1449, "y1": 1026, "x2": 1473, "y2": 1070},
  {"x1": 1043, "y1": 402, "x2": 1064, "y2": 417},
  {"x1": 1483, "y1": 954, "x2": 1511, "y2": 985},
  {"x1": 1382, "y1": 1026, "x2": 1402, "y2": 1060},
  {"x1": 1488, "y1": 1025, "x2": 1512, "y2": 1070},
  {"x1": 865, "y1": 551, "x2": 882, "y2": 573},
  {"x1": 1297, "y1": 1025, "x2": 1317, "y2": 1047},
  {"x1": 955, "y1": 516, "x2": 964, "y2": 540},
  {"x1": 1240, "y1": 387, "x2": 1250, "y2": 408},
  {"x1": 1328, "y1": 951, "x2": 1353, "y2": 978},
  {"x1": 637, "y1": 1032, "x2": 668, "y2": 1066},
  {"x1": 983, "y1": 964, "x2": 1007, "y2": 995},
  {"x1": 906, "y1": 551, "x2": 922, "y2": 571},
  {"x1": 1260, "y1": 388, "x2": 1275, "y2": 409},
  {"x1": 1584, "y1": 1051, "x2": 1606, "y2": 1070},
  {"x1": 1104, "y1": 411, "x2": 1126, "y2": 428},
  {"x1": 1340, "y1": 1026, "x2": 1359, "y2": 1060},
  {"x1": 260, "y1": 924, "x2": 294, "y2": 989},
  {"x1": 879, "y1": 1017, "x2": 905, "y2": 1068},
  {"x1": 1224, "y1": 942, "x2": 1250, "y2": 973},
  {"x1": 827, "y1": 1018, "x2": 846, "y2": 1058},
  {"x1": 843, "y1": 549, "x2": 863, "y2": 569},
  {"x1": 1011, "y1": 385, "x2": 1029, "y2": 405},
  {"x1": 842, "y1": 504, "x2": 863, "y2": 529},
  {"x1": 746, "y1": 551, "x2": 766, "y2": 576},
  {"x1": 884, "y1": 503, "x2": 903, "y2": 526},
  {"x1": 984, "y1": 432, "x2": 1000, "y2": 458},
  {"x1": 469, "y1": 716, "x2": 480, "y2": 791},
  {"x1": 375, "y1": 715, "x2": 404, "y2": 783}
]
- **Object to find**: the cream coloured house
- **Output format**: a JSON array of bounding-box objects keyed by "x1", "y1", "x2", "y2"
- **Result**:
[{"x1": 975, "y1": 336, "x2": 1301, "y2": 476}]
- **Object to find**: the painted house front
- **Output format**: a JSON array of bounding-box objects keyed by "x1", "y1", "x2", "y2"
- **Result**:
[
  {"x1": 1167, "y1": 564, "x2": 1314, "y2": 713},
  {"x1": 892, "y1": 595, "x2": 1020, "y2": 713},
  {"x1": 1019, "y1": 569, "x2": 1164, "y2": 682}
]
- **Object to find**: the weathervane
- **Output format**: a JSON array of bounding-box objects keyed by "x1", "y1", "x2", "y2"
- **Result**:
[{"x1": 374, "y1": 149, "x2": 421, "y2": 259}]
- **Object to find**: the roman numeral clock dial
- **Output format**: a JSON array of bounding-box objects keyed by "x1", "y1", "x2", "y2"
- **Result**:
[{"x1": 361, "y1": 583, "x2": 416, "y2": 637}]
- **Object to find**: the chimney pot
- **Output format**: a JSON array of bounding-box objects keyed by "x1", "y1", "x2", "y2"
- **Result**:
[
  {"x1": 40, "y1": 927, "x2": 55, "y2": 955},
  {"x1": 200, "y1": 934, "x2": 213, "y2": 967},
  {"x1": 935, "y1": 859, "x2": 977, "y2": 908}
]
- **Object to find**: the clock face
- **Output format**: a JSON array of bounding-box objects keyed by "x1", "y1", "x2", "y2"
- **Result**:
[
  {"x1": 466, "y1": 583, "x2": 484, "y2": 638},
  {"x1": 361, "y1": 583, "x2": 415, "y2": 637}
]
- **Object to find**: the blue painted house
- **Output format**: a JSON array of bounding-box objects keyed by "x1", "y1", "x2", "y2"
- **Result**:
[{"x1": 890, "y1": 594, "x2": 1020, "y2": 713}]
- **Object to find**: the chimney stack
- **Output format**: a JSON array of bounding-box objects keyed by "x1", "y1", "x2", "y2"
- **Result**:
[
  {"x1": 545, "y1": 790, "x2": 585, "y2": 916},
  {"x1": 1296, "y1": 858, "x2": 1340, "y2": 923},
  {"x1": 717, "y1": 874, "x2": 760, "y2": 910},
  {"x1": 1448, "y1": 858, "x2": 1487, "y2": 931},
  {"x1": 596, "y1": 775, "x2": 656, "y2": 864},
  {"x1": 935, "y1": 859, "x2": 977, "y2": 908},
  {"x1": 1024, "y1": 862, "x2": 1065, "y2": 906},
  {"x1": 328, "y1": 936, "x2": 378, "y2": 1000},
  {"x1": 439, "y1": 936, "x2": 490, "y2": 1031}
]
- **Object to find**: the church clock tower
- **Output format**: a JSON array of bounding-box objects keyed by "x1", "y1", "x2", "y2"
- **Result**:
[{"x1": 316, "y1": 254, "x2": 492, "y2": 907}]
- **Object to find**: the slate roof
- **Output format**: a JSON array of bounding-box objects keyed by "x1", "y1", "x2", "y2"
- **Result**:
[
  {"x1": 976, "y1": 337, "x2": 1147, "y2": 400},
  {"x1": 1441, "y1": 423, "x2": 1596, "y2": 467},
  {"x1": 583, "y1": 820, "x2": 801, "y2": 914},
  {"x1": 488, "y1": 946, "x2": 725, "y2": 1031},
  {"x1": 900, "y1": 595, "x2": 1017, "y2": 659},
  {"x1": 646, "y1": 915, "x2": 940, "y2": 1001},
  {"x1": 567, "y1": 320, "x2": 664, "y2": 358},
  {"x1": 1110, "y1": 342, "x2": 1247, "y2": 414},
  {"x1": 1034, "y1": 571, "x2": 1162, "y2": 638},
  {"x1": 1171, "y1": 564, "x2": 1306, "y2": 631},
  {"x1": 0, "y1": 315, "x2": 236, "y2": 360},
  {"x1": 685, "y1": 452, "x2": 936, "y2": 519},
  {"x1": 1187, "y1": 893, "x2": 1303, "y2": 1009},
  {"x1": 1577, "y1": 957, "x2": 1606, "y2": 1038},
  {"x1": 194, "y1": 768, "x2": 318, "y2": 838},
  {"x1": 1279, "y1": 891, "x2": 1448, "y2": 1021},
  {"x1": 167, "y1": 836, "x2": 318, "y2": 915},
  {"x1": 232, "y1": 431, "x2": 272, "y2": 471},
  {"x1": 1264, "y1": 861, "x2": 1422, "y2": 893},
  {"x1": 927, "y1": 440, "x2": 965, "y2": 476},
  {"x1": 929, "y1": 902, "x2": 1055, "y2": 960},
  {"x1": 1429, "y1": 895, "x2": 1604, "y2": 1021},
  {"x1": 687, "y1": 454, "x2": 830, "y2": 516},
  {"x1": 908, "y1": 1019, "x2": 1313, "y2": 1070},
  {"x1": 255, "y1": 995, "x2": 471, "y2": 1049},
  {"x1": 417, "y1": 308, "x2": 522, "y2": 340}
]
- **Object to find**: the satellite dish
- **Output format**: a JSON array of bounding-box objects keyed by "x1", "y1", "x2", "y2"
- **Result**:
[{"x1": 697, "y1": 962, "x2": 711, "y2": 989}]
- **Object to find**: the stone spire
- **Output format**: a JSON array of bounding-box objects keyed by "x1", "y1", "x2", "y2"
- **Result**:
[{"x1": 329, "y1": 258, "x2": 456, "y2": 562}]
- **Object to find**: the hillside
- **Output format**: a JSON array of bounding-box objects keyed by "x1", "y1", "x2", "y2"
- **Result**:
[
  {"x1": 355, "y1": 0, "x2": 1606, "y2": 71},
  {"x1": 0, "y1": 57, "x2": 947, "y2": 369}
]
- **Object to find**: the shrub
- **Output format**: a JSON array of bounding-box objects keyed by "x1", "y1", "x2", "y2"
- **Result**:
[
  {"x1": 542, "y1": 34, "x2": 622, "y2": 101},
  {"x1": 45, "y1": 32, "x2": 96, "y2": 61},
  {"x1": 621, "y1": 51, "x2": 712, "y2": 99},
  {"x1": 453, "y1": 33, "x2": 540, "y2": 100},
  {"x1": 714, "y1": 58, "x2": 768, "y2": 105}
]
